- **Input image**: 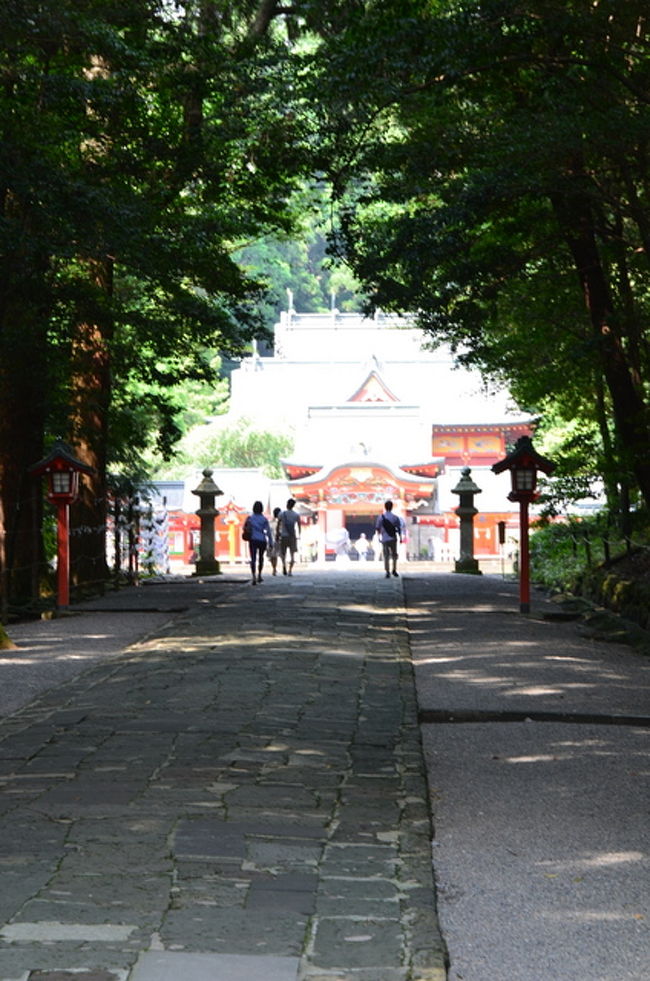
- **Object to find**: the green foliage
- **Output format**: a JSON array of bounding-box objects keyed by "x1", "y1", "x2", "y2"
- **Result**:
[
  {"x1": 531, "y1": 510, "x2": 650, "y2": 593},
  {"x1": 308, "y1": 0, "x2": 650, "y2": 507},
  {"x1": 0, "y1": 0, "x2": 322, "y2": 603},
  {"x1": 0, "y1": 623, "x2": 16, "y2": 650},
  {"x1": 234, "y1": 184, "x2": 366, "y2": 328},
  {"x1": 111, "y1": 349, "x2": 230, "y2": 471},
  {"x1": 533, "y1": 414, "x2": 608, "y2": 516},
  {"x1": 150, "y1": 415, "x2": 294, "y2": 480},
  {"x1": 531, "y1": 519, "x2": 600, "y2": 593},
  {"x1": 0, "y1": 0, "x2": 312, "y2": 438},
  {"x1": 5, "y1": 0, "x2": 650, "y2": 604},
  {"x1": 193, "y1": 418, "x2": 294, "y2": 479}
]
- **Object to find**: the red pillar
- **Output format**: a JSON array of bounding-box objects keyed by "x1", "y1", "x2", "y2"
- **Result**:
[
  {"x1": 519, "y1": 498, "x2": 530, "y2": 614},
  {"x1": 56, "y1": 502, "x2": 70, "y2": 608}
]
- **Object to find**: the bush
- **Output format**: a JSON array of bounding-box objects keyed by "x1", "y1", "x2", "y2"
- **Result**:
[
  {"x1": 531, "y1": 511, "x2": 650, "y2": 630},
  {"x1": 530, "y1": 518, "x2": 600, "y2": 593}
]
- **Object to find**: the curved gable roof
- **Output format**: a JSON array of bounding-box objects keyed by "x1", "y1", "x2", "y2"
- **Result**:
[{"x1": 348, "y1": 370, "x2": 399, "y2": 404}]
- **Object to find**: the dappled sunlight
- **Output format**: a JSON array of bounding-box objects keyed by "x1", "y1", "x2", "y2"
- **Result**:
[
  {"x1": 555, "y1": 738, "x2": 611, "y2": 747},
  {"x1": 0, "y1": 651, "x2": 107, "y2": 664},
  {"x1": 574, "y1": 850, "x2": 646, "y2": 869},
  {"x1": 544, "y1": 655, "x2": 594, "y2": 665},
  {"x1": 543, "y1": 909, "x2": 646, "y2": 923},
  {"x1": 142, "y1": 640, "x2": 222, "y2": 656},
  {"x1": 1, "y1": 632, "x2": 115, "y2": 655},
  {"x1": 502, "y1": 685, "x2": 567, "y2": 697},
  {"x1": 329, "y1": 602, "x2": 378, "y2": 615},
  {"x1": 141, "y1": 627, "x2": 395, "y2": 664},
  {"x1": 435, "y1": 670, "x2": 515, "y2": 686},
  {"x1": 0, "y1": 638, "x2": 120, "y2": 666},
  {"x1": 407, "y1": 574, "x2": 649, "y2": 977},
  {"x1": 410, "y1": 627, "x2": 465, "y2": 638},
  {"x1": 410, "y1": 579, "x2": 649, "y2": 714},
  {"x1": 501, "y1": 734, "x2": 649, "y2": 765},
  {"x1": 551, "y1": 738, "x2": 647, "y2": 755},
  {"x1": 417, "y1": 655, "x2": 465, "y2": 665}
]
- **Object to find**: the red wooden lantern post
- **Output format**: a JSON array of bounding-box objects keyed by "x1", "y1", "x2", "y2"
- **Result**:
[
  {"x1": 492, "y1": 436, "x2": 555, "y2": 613},
  {"x1": 30, "y1": 441, "x2": 94, "y2": 608},
  {"x1": 223, "y1": 501, "x2": 240, "y2": 564}
]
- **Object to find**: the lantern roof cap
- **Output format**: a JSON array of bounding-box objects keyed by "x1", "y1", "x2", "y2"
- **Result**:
[
  {"x1": 191, "y1": 468, "x2": 224, "y2": 497},
  {"x1": 491, "y1": 435, "x2": 555, "y2": 476},
  {"x1": 29, "y1": 439, "x2": 95, "y2": 477},
  {"x1": 451, "y1": 466, "x2": 482, "y2": 496}
]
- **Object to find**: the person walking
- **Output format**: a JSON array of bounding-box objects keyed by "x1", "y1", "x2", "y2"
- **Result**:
[
  {"x1": 356, "y1": 532, "x2": 371, "y2": 561},
  {"x1": 244, "y1": 501, "x2": 274, "y2": 585},
  {"x1": 268, "y1": 507, "x2": 282, "y2": 576},
  {"x1": 278, "y1": 498, "x2": 301, "y2": 576},
  {"x1": 375, "y1": 500, "x2": 404, "y2": 578}
]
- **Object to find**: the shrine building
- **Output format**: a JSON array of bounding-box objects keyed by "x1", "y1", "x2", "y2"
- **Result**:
[
  {"x1": 217, "y1": 307, "x2": 533, "y2": 564},
  {"x1": 152, "y1": 307, "x2": 534, "y2": 567}
]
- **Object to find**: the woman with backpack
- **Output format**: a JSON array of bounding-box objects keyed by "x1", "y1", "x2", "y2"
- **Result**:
[{"x1": 243, "y1": 501, "x2": 274, "y2": 585}]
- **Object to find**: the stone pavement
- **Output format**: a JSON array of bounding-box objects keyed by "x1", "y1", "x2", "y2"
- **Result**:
[{"x1": 0, "y1": 569, "x2": 447, "y2": 981}]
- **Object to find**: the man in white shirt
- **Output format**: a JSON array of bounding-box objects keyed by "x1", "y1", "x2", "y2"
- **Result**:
[{"x1": 375, "y1": 500, "x2": 404, "y2": 578}]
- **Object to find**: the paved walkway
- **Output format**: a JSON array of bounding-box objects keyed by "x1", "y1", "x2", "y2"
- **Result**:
[
  {"x1": 0, "y1": 569, "x2": 446, "y2": 981},
  {"x1": 404, "y1": 573, "x2": 650, "y2": 981}
]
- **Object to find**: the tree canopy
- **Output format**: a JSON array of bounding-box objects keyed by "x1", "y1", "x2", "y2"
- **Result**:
[
  {"x1": 234, "y1": 184, "x2": 365, "y2": 325},
  {"x1": 2, "y1": 0, "x2": 650, "y2": 612},
  {"x1": 0, "y1": 0, "x2": 311, "y2": 607},
  {"x1": 307, "y1": 0, "x2": 650, "y2": 511}
]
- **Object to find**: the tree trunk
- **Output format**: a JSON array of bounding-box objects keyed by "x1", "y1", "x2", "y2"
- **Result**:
[
  {"x1": 69, "y1": 259, "x2": 113, "y2": 596},
  {"x1": 551, "y1": 182, "x2": 650, "y2": 510},
  {"x1": 1, "y1": 53, "x2": 57, "y2": 614},
  {"x1": 1, "y1": 49, "x2": 65, "y2": 613},
  {"x1": 593, "y1": 370, "x2": 622, "y2": 516},
  {"x1": 0, "y1": 289, "x2": 49, "y2": 613}
]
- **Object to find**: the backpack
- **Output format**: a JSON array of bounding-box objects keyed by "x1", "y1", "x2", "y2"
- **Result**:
[
  {"x1": 242, "y1": 516, "x2": 252, "y2": 542},
  {"x1": 382, "y1": 515, "x2": 399, "y2": 538}
]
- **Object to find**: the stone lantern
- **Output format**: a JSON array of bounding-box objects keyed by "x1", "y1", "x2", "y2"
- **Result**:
[
  {"x1": 191, "y1": 468, "x2": 223, "y2": 576},
  {"x1": 451, "y1": 467, "x2": 482, "y2": 575}
]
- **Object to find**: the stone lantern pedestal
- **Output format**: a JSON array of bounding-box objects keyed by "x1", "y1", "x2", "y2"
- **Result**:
[
  {"x1": 192, "y1": 468, "x2": 223, "y2": 576},
  {"x1": 452, "y1": 467, "x2": 482, "y2": 575}
]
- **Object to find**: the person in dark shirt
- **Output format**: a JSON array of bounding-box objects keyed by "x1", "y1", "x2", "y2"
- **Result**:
[
  {"x1": 278, "y1": 498, "x2": 301, "y2": 576},
  {"x1": 375, "y1": 500, "x2": 404, "y2": 578}
]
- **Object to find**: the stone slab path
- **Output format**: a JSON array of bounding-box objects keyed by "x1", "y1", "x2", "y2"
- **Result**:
[{"x1": 0, "y1": 570, "x2": 446, "y2": 981}]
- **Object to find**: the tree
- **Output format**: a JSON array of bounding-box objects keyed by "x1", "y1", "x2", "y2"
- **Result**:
[
  {"x1": 156, "y1": 416, "x2": 293, "y2": 480},
  {"x1": 309, "y1": 0, "x2": 650, "y2": 510},
  {"x1": 0, "y1": 0, "x2": 311, "y2": 610},
  {"x1": 204, "y1": 418, "x2": 293, "y2": 478},
  {"x1": 235, "y1": 184, "x2": 366, "y2": 327}
]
